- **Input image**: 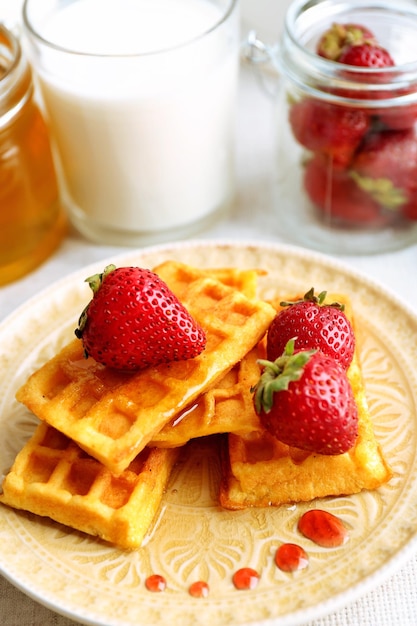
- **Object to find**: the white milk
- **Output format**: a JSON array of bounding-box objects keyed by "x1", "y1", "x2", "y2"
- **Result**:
[{"x1": 23, "y1": 0, "x2": 239, "y2": 244}]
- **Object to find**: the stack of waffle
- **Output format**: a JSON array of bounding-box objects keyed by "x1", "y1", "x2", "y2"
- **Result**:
[{"x1": 0, "y1": 261, "x2": 392, "y2": 549}]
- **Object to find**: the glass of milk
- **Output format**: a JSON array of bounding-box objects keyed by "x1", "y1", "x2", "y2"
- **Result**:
[{"x1": 22, "y1": 0, "x2": 240, "y2": 246}]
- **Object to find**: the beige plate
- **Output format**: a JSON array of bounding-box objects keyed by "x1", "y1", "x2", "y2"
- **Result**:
[{"x1": 1, "y1": 240, "x2": 417, "y2": 626}]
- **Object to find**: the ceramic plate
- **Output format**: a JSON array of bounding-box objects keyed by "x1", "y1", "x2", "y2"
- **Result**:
[{"x1": 1, "y1": 240, "x2": 417, "y2": 626}]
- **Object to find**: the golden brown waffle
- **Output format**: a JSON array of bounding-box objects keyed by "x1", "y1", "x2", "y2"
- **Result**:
[
  {"x1": 211, "y1": 267, "x2": 261, "y2": 298},
  {"x1": 0, "y1": 422, "x2": 180, "y2": 549},
  {"x1": 16, "y1": 262, "x2": 276, "y2": 475},
  {"x1": 150, "y1": 342, "x2": 265, "y2": 448},
  {"x1": 219, "y1": 294, "x2": 393, "y2": 509}
]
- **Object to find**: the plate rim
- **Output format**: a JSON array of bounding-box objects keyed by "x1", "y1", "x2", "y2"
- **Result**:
[{"x1": 3, "y1": 238, "x2": 417, "y2": 332}]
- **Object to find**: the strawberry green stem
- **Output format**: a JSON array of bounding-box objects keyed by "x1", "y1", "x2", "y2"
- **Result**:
[
  {"x1": 75, "y1": 264, "x2": 117, "y2": 339},
  {"x1": 252, "y1": 339, "x2": 316, "y2": 414},
  {"x1": 280, "y1": 287, "x2": 345, "y2": 311},
  {"x1": 85, "y1": 264, "x2": 116, "y2": 295}
]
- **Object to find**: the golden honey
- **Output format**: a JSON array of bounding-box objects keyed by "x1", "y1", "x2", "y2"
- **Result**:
[{"x1": 0, "y1": 25, "x2": 66, "y2": 286}]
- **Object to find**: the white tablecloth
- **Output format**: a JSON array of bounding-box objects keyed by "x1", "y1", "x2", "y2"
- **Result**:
[{"x1": 1, "y1": 59, "x2": 417, "y2": 626}]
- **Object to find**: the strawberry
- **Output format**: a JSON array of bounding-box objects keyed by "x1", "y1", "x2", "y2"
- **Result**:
[
  {"x1": 379, "y1": 103, "x2": 417, "y2": 131},
  {"x1": 252, "y1": 339, "x2": 358, "y2": 455},
  {"x1": 75, "y1": 264, "x2": 206, "y2": 371},
  {"x1": 308, "y1": 20, "x2": 417, "y2": 224},
  {"x1": 266, "y1": 288, "x2": 355, "y2": 370},
  {"x1": 289, "y1": 98, "x2": 370, "y2": 168},
  {"x1": 351, "y1": 128, "x2": 417, "y2": 217},
  {"x1": 338, "y1": 42, "x2": 394, "y2": 68},
  {"x1": 337, "y1": 42, "x2": 395, "y2": 103},
  {"x1": 402, "y1": 190, "x2": 417, "y2": 220},
  {"x1": 303, "y1": 154, "x2": 392, "y2": 226},
  {"x1": 353, "y1": 128, "x2": 417, "y2": 186},
  {"x1": 337, "y1": 40, "x2": 395, "y2": 101},
  {"x1": 316, "y1": 23, "x2": 376, "y2": 61}
]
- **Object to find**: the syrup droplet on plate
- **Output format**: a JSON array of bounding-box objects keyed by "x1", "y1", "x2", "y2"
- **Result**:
[
  {"x1": 189, "y1": 581, "x2": 210, "y2": 598},
  {"x1": 232, "y1": 567, "x2": 260, "y2": 590},
  {"x1": 298, "y1": 509, "x2": 348, "y2": 547},
  {"x1": 275, "y1": 543, "x2": 309, "y2": 572},
  {"x1": 145, "y1": 574, "x2": 167, "y2": 592}
]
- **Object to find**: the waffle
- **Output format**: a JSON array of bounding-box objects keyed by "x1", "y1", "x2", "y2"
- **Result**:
[
  {"x1": 219, "y1": 293, "x2": 393, "y2": 509},
  {"x1": 153, "y1": 263, "x2": 262, "y2": 300},
  {"x1": 150, "y1": 341, "x2": 265, "y2": 448},
  {"x1": 0, "y1": 422, "x2": 180, "y2": 549},
  {"x1": 16, "y1": 262, "x2": 276, "y2": 475}
]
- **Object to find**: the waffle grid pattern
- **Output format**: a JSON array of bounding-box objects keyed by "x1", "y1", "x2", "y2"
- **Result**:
[
  {"x1": 16, "y1": 263, "x2": 276, "y2": 475},
  {"x1": 0, "y1": 422, "x2": 180, "y2": 548}
]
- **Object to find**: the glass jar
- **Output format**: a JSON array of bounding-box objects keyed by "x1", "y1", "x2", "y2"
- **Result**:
[
  {"x1": 0, "y1": 24, "x2": 66, "y2": 286},
  {"x1": 274, "y1": 0, "x2": 417, "y2": 255}
]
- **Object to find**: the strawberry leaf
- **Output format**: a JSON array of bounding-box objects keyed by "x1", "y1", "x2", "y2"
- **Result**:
[
  {"x1": 85, "y1": 264, "x2": 116, "y2": 295},
  {"x1": 75, "y1": 265, "x2": 117, "y2": 340},
  {"x1": 280, "y1": 287, "x2": 345, "y2": 312},
  {"x1": 350, "y1": 171, "x2": 407, "y2": 210},
  {"x1": 253, "y1": 339, "x2": 317, "y2": 414}
]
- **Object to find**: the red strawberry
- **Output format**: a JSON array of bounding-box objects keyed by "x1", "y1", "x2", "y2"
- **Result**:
[
  {"x1": 316, "y1": 23, "x2": 376, "y2": 61},
  {"x1": 351, "y1": 128, "x2": 417, "y2": 217},
  {"x1": 75, "y1": 264, "x2": 206, "y2": 371},
  {"x1": 303, "y1": 154, "x2": 391, "y2": 226},
  {"x1": 377, "y1": 87, "x2": 417, "y2": 130},
  {"x1": 252, "y1": 340, "x2": 358, "y2": 455},
  {"x1": 379, "y1": 103, "x2": 417, "y2": 131},
  {"x1": 402, "y1": 190, "x2": 417, "y2": 220},
  {"x1": 338, "y1": 42, "x2": 394, "y2": 68},
  {"x1": 334, "y1": 40, "x2": 395, "y2": 105},
  {"x1": 337, "y1": 42, "x2": 395, "y2": 102},
  {"x1": 353, "y1": 128, "x2": 417, "y2": 186},
  {"x1": 266, "y1": 288, "x2": 355, "y2": 370},
  {"x1": 289, "y1": 98, "x2": 370, "y2": 167}
]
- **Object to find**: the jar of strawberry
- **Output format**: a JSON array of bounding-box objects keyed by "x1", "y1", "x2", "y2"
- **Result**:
[{"x1": 271, "y1": 0, "x2": 417, "y2": 254}]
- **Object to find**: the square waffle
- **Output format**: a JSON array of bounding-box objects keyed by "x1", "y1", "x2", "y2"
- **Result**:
[
  {"x1": 219, "y1": 294, "x2": 393, "y2": 509},
  {"x1": 16, "y1": 262, "x2": 276, "y2": 475},
  {"x1": 0, "y1": 422, "x2": 180, "y2": 549}
]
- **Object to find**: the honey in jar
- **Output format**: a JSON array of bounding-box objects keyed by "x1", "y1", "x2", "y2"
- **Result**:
[{"x1": 0, "y1": 25, "x2": 66, "y2": 286}]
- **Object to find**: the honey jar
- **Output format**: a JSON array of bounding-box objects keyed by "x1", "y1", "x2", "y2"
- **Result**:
[
  {"x1": 0, "y1": 24, "x2": 66, "y2": 286},
  {"x1": 271, "y1": 0, "x2": 417, "y2": 254}
]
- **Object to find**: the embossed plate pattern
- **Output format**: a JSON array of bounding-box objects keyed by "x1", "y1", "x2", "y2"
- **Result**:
[{"x1": 1, "y1": 241, "x2": 417, "y2": 626}]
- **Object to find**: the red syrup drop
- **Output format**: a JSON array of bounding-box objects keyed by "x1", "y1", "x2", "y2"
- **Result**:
[
  {"x1": 145, "y1": 574, "x2": 167, "y2": 592},
  {"x1": 232, "y1": 567, "x2": 260, "y2": 590},
  {"x1": 275, "y1": 543, "x2": 309, "y2": 572},
  {"x1": 189, "y1": 581, "x2": 210, "y2": 598},
  {"x1": 298, "y1": 509, "x2": 349, "y2": 548}
]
